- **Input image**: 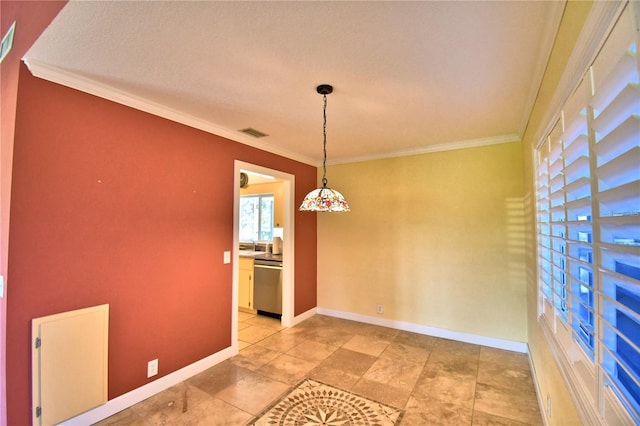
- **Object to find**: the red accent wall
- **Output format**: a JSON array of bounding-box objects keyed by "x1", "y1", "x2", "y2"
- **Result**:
[
  {"x1": 7, "y1": 65, "x2": 317, "y2": 424},
  {"x1": 0, "y1": 2, "x2": 69, "y2": 425}
]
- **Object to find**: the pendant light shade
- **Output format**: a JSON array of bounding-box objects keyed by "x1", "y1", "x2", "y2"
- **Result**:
[
  {"x1": 299, "y1": 186, "x2": 350, "y2": 212},
  {"x1": 299, "y1": 84, "x2": 351, "y2": 212}
]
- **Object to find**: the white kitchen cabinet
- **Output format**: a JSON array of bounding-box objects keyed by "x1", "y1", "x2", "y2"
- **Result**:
[{"x1": 238, "y1": 257, "x2": 255, "y2": 313}]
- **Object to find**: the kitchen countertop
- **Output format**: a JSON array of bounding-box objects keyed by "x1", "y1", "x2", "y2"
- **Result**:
[
  {"x1": 239, "y1": 250, "x2": 267, "y2": 257},
  {"x1": 239, "y1": 251, "x2": 283, "y2": 262}
]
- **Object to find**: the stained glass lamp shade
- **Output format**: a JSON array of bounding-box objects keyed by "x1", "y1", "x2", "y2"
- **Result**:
[
  {"x1": 299, "y1": 183, "x2": 350, "y2": 212},
  {"x1": 299, "y1": 84, "x2": 351, "y2": 212}
]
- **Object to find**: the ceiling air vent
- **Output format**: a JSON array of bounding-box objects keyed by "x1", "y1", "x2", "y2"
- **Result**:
[{"x1": 239, "y1": 128, "x2": 268, "y2": 138}]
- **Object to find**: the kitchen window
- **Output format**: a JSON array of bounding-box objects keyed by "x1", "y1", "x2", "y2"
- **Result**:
[
  {"x1": 535, "y1": 4, "x2": 639, "y2": 424},
  {"x1": 239, "y1": 194, "x2": 274, "y2": 242}
]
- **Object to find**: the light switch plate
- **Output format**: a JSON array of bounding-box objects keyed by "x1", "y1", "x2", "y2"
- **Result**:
[
  {"x1": 0, "y1": 275, "x2": 4, "y2": 298},
  {"x1": 223, "y1": 251, "x2": 231, "y2": 264}
]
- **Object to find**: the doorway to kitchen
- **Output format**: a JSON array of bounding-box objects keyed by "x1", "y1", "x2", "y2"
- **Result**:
[{"x1": 232, "y1": 161, "x2": 295, "y2": 352}]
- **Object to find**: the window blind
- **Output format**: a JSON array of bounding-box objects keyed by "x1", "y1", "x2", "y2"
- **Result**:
[{"x1": 535, "y1": 4, "x2": 639, "y2": 423}]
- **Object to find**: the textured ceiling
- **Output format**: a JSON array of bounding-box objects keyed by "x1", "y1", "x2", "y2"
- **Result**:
[{"x1": 25, "y1": 1, "x2": 564, "y2": 165}]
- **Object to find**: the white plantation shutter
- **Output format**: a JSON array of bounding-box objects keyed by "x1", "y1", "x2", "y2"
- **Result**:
[
  {"x1": 590, "y1": 7, "x2": 640, "y2": 421},
  {"x1": 535, "y1": 3, "x2": 639, "y2": 423},
  {"x1": 537, "y1": 133, "x2": 554, "y2": 321}
]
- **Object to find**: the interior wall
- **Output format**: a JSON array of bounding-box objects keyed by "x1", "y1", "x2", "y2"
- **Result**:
[
  {"x1": 521, "y1": 1, "x2": 593, "y2": 424},
  {"x1": 6, "y1": 66, "x2": 317, "y2": 425},
  {"x1": 317, "y1": 141, "x2": 527, "y2": 342},
  {"x1": 0, "y1": 2, "x2": 69, "y2": 425},
  {"x1": 240, "y1": 181, "x2": 285, "y2": 228}
]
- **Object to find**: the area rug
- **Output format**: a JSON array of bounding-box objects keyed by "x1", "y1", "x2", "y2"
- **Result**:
[{"x1": 249, "y1": 378, "x2": 404, "y2": 425}]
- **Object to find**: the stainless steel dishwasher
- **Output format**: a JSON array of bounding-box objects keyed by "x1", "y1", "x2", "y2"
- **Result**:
[{"x1": 253, "y1": 257, "x2": 282, "y2": 318}]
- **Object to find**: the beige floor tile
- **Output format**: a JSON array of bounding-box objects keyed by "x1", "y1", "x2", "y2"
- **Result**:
[
  {"x1": 285, "y1": 339, "x2": 339, "y2": 362},
  {"x1": 403, "y1": 394, "x2": 473, "y2": 425},
  {"x1": 362, "y1": 356, "x2": 424, "y2": 391},
  {"x1": 412, "y1": 368, "x2": 477, "y2": 408},
  {"x1": 381, "y1": 341, "x2": 431, "y2": 365},
  {"x1": 479, "y1": 346, "x2": 529, "y2": 365},
  {"x1": 474, "y1": 382, "x2": 542, "y2": 425},
  {"x1": 345, "y1": 322, "x2": 399, "y2": 342},
  {"x1": 302, "y1": 315, "x2": 352, "y2": 329},
  {"x1": 129, "y1": 383, "x2": 209, "y2": 419},
  {"x1": 393, "y1": 330, "x2": 440, "y2": 350},
  {"x1": 238, "y1": 340, "x2": 252, "y2": 350},
  {"x1": 192, "y1": 399, "x2": 253, "y2": 426},
  {"x1": 254, "y1": 330, "x2": 306, "y2": 353},
  {"x1": 145, "y1": 397, "x2": 252, "y2": 426},
  {"x1": 351, "y1": 377, "x2": 411, "y2": 408},
  {"x1": 362, "y1": 324, "x2": 400, "y2": 342},
  {"x1": 308, "y1": 364, "x2": 360, "y2": 390},
  {"x1": 93, "y1": 408, "x2": 148, "y2": 426},
  {"x1": 214, "y1": 372, "x2": 289, "y2": 416},
  {"x1": 258, "y1": 353, "x2": 319, "y2": 385},
  {"x1": 477, "y1": 359, "x2": 534, "y2": 394},
  {"x1": 231, "y1": 344, "x2": 280, "y2": 371},
  {"x1": 426, "y1": 344, "x2": 480, "y2": 377},
  {"x1": 302, "y1": 327, "x2": 354, "y2": 347},
  {"x1": 243, "y1": 314, "x2": 284, "y2": 330},
  {"x1": 343, "y1": 334, "x2": 391, "y2": 356},
  {"x1": 472, "y1": 409, "x2": 532, "y2": 426},
  {"x1": 278, "y1": 325, "x2": 311, "y2": 336},
  {"x1": 238, "y1": 321, "x2": 252, "y2": 331},
  {"x1": 433, "y1": 338, "x2": 481, "y2": 357},
  {"x1": 237, "y1": 325, "x2": 279, "y2": 344},
  {"x1": 318, "y1": 348, "x2": 377, "y2": 377},
  {"x1": 238, "y1": 311, "x2": 255, "y2": 322},
  {"x1": 128, "y1": 383, "x2": 229, "y2": 425},
  {"x1": 94, "y1": 314, "x2": 544, "y2": 424},
  {"x1": 186, "y1": 360, "x2": 250, "y2": 396},
  {"x1": 301, "y1": 317, "x2": 354, "y2": 346}
]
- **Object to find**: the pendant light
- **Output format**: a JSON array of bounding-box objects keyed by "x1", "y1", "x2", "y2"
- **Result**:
[{"x1": 299, "y1": 84, "x2": 351, "y2": 212}]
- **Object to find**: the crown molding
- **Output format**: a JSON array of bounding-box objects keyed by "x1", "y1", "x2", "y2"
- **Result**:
[
  {"x1": 23, "y1": 58, "x2": 522, "y2": 169},
  {"x1": 328, "y1": 133, "x2": 521, "y2": 166},
  {"x1": 518, "y1": 0, "x2": 567, "y2": 139},
  {"x1": 22, "y1": 58, "x2": 317, "y2": 166}
]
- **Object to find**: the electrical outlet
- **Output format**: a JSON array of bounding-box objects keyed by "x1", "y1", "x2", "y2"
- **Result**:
[
  {"x1": 376, "y1": 304, "x2": 384, "y2": 314},
  {"x1": 147, "y1": 359, "x2": 158, "y2": 378}
]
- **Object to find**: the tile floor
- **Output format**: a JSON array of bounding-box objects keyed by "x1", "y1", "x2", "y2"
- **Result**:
[{"x1": 95, "y1": 313, "x2": 543, "y2": 425}]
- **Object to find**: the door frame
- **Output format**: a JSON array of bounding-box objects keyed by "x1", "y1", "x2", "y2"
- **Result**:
[{"x1": 232, "y1": 161, "x2": 295, "y2": 350}]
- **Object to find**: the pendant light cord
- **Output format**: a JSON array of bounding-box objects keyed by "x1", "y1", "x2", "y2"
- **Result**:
[{"x1": 321, "y1": 93, "x2": 328, "y2": 188}]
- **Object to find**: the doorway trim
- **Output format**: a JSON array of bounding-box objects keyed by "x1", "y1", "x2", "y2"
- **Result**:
[{"x1": 232, "y1": 161, "x2": 295, "y2": 350}]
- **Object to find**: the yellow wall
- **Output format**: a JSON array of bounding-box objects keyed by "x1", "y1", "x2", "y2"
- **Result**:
[
  {"x1": 522, "y1": 1, "x2": 593, "y2": 425},
  {"x1": 317, "y1": 2, "x2": 593, "y2": 423},
  {"x1": 318, "y1": 3, "x2": 594, "y2": 423},
  {"x1": 318, "y1": 141, "x2": 526, "y2": 342}
]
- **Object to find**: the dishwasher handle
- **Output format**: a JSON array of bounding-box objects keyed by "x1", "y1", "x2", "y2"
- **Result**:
[{"x1": 254, "y1": 264, "x2": 282, "y2": 270}]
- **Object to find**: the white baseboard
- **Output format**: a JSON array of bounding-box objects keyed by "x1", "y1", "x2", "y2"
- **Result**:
[
  {"x1": 57, "y1": 306, "x2": 527, "y2": 425},
  {"x1": 317, "y1": 307, "x2": 528, "y2": 353},
  {"x1": 57, "y1": 309, "x2": 316, "y2": 425},
  {"x1": 527, "y1": 343, "x2": 550, "y2": 426},
  {"x1": 58, "y1": 346, "x2": 236, "y2": 425},
  {"x1": 292, "y1": 307, "x2": 317, "y2": 326}
]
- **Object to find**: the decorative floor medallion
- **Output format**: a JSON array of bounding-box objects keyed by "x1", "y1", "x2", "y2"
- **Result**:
[{"x1": 250, "y1": 379, "x2": 404, "y2": 425}]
